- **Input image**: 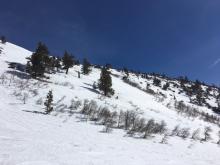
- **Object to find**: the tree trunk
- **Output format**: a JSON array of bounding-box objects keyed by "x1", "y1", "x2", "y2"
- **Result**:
[{"x1": 66, "y1": 68, "x2": 69, "y2": 74}]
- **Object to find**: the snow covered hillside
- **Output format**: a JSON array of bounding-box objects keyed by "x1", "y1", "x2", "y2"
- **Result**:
[{"x1": 0, "y1": 42, "x2": 220, "y2": 165}]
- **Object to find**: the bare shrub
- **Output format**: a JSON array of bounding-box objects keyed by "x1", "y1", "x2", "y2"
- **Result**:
[
  {"x1": 217, "y1": 131, "x2": 220, "y2": 145},
  {"x1": 160, "y1": 133, "x2": 169, "y2": 144},
  {"x1": 127, "y1": 117, "x2": 144, "y2": 136},
  {"x1": 142, "y1": 119, "x2": 156, "y2": 138},
  {"x1": 30, "y1": 89, "x2": 39, "y2": 96},
  {"x1": 69, "y1": 99, "x2": 82, "y2": 111},
  {"x1": 117, "y1": 110, "x2": 125, "y2": 128},
  {"x1": 170, "y1": 125, "x2": 180, "y2": 136},
  {"x1": 177, "y1": 128, "x2": 190, "y2": 139},
  {"x1": 191, "y1": 128, "x2": 200, "y2": 140},
  {"x1": 201, "y1": 126, "x2": 212, "y2": 142},
  {"x1": 102, "y1": 124, "x2": 113, "y2": 133},
  {"x1": 22, "y1": 92, "x2": 29, "y2": 104},
  {"x1": 36, "y1": 97, "x2": 43, "y2": 105}
]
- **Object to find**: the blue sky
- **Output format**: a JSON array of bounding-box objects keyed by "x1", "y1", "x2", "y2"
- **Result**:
[{"x1": 1, "y1": 0, "x2": 220, "y2": 85}]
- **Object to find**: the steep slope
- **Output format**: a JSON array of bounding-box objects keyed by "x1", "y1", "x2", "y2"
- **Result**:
[{"x1": 0, "y1": 42, "x2": 220, "y2": 165}]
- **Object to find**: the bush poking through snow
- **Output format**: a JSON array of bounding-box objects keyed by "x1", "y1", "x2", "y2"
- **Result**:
[
  {"x1": 191, "y1": 128, "x2": 201, "y2": 141},
  {"x1": 201, "y1": 127, "x2": 212, "y2": 142},
  {"x1": 160, "y1": 133, "x2": 169, "y2": 144},
  {"x1": 36, "y1": 97, "x2": 43, "y2": 105},
  {"x1": 69, "y1": 99, "x2": 82, "y2": 111},
  {"x1": 217, "y1": 131, "x2": 220, "y2": 145},
  {"x1": 177, "y1": 128, "x2": 190, "y2": 139},
  {"x1": 170, "y1": 125, "x2": 180, "y2": 136},
  {"x1": 44, "y1": 90, "x2": 53, "y2": 114},
  {"x1": 77, "y1": 100, "x2": 219, "y2": 144}
]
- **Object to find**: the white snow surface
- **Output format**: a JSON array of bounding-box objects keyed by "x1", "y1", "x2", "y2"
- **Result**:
[{"x1": 0, "y1": 42, "x2": 220, "y2": 165}]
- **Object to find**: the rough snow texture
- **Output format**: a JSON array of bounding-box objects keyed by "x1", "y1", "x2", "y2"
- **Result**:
[{"x1": 0, "y1": 42, "x2": 220, "y2": 165}]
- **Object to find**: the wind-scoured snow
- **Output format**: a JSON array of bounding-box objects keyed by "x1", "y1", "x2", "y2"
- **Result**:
[{"x1": 0, "y1": 42, "x2": 220, "y2": 165}]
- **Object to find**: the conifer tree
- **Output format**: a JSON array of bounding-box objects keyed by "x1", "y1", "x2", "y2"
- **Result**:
[
  {"x1": 55, "y1": 57, "x2": 62, "y2": 71},
  {"x1": 1, "y1": 36, "x2": 6, "y2": 44},
  {"x1": 153, "y1": 77, "x2": 161, "y2": 87},
  {"x1": 82, "y1": 58, "x2": 91, "y2": 75},
  {"x1": 62, "y1": 51, "x2": 74, "y2": 74},
  {"x1": 98, "y1": 66, "x2": 114, "y2": 96},
  {"x1": 162, "y1": 82, "x2": 170, "y2": 90},
  {"x1": 44, "y1": 90, "x2": 53, "y2": 114},
  {"x1": 123, "y1": 67, "x2": 129, "y2": 77},
  {"x1": 27, "y1": 42, "x2": 49, "y2": 78}
]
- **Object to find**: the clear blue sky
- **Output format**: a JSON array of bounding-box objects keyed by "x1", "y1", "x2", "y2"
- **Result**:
[{"x1": 1, "y1": 0, "x2": 220, "y2": 85}]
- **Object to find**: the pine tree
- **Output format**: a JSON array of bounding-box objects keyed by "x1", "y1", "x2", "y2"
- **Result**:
[
  {"x1": 62, "y1": 51, "x2": 74, "y2": 74},
  {"x1": 1, "y1": 36, "x2": 6, "y2": 44},
  {"x1": 162, "y1": 82, "x2": 170, "y2": 90},
  {"x1": 82, "y1": 58, "x2": 91, "y2": 75},
  {"x1": 44, "y1": 90, "x2": 53, "y2": 114},
  {"x1": 98, "y1": 66, "x2": 114, "y2": 96},
  {"x1": 123, "y1": 67, "x2": 129, "y2": 77},
  {"x1": 27, "y1": 42, "x2": 49, "y2": 78},
  {"x1": 55, "y1": 57, "x2": 62, "y2": 71},
  {"x1": 153, "y1": 77, "x2": 161, "y2": 87}
]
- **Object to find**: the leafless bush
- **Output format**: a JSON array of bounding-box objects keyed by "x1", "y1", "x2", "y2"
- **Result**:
[
  {"x1": 217, "y1": 131, "x2": 220, "y2": 145},
  {"x1": 97, "y1": 107, "x2": 113, "y2": 125},
  {"x1": 201, "y1": 126, "x2": 212, "y2": 142},
  {"x1": 36, "y1": 97, "x2": 43, "y2": 105},
  {"x1": 30, "y1": 89, "x2": 39, "y2": 96},
  {"x1": 145, "y1": 88, "x2": 156, "y2": 95},
  {"x1": 117, "y1": 110, "x2": 125, "y2": 128},
  {"x1": 160, "y1": 133, "x2": 169, "y2": 144},
  {"x1": 0, "y1": 73, "x2": 7, "y2": 84},
  {"x1": 127, "y1": 117, "x2": 146, "y2": 136},
  {"x1": 142, "y1": 119, "x2": 158, "y2": 138},
  {"x1": 170, "y1": 125, "x2": 180, "y2": 136},
  {"x1": 22, "y1": 92, "x2": 29, "y2": 104},
  {"x1": 177, "y1": 128, "x2": 190, "y2": 139},
  {"x1": 102, "y1": 124, "x2": 113, "y2": 133},
  {"x1": 12, "y1": 90, "x2": 22, "y2": 97},
  {"x1": 174, "y1": 100, "x2": 220, "y2": 126},
  {"x1": 69, "y1": 99, "x2": 82, "y2": 111},
  {"x1": 55, "y1": 81, "x2": 74, "y2": 89},
  {"x1": 191, "y1": 128, "x2": 201, "y2": 141}
]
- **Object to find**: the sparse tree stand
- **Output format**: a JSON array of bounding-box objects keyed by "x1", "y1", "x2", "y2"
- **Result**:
[
  {"x1": 44, "y1": 90, "x2": 53, "y2": 114},
  {"x1": 98, "y1": 66, "x2": 114, "y2": 97},
  {"x1": 62, "y1": 51, "x2": 74, "y2": 74}
]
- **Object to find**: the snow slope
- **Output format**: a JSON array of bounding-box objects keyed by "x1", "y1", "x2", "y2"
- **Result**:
[{"x1": 0, "y1": 42, "x2": 220, "y2": 165}]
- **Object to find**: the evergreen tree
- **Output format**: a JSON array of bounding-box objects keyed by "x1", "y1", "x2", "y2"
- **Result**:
[
  {"x1": 192, "y1": 80, "x2": 202, "y2": 94},
  {"x1": 44, "y1": 56, "x2": 54, "y2": 74},
  {"x1": 196, "y1": 91, "x2": 204, "y2": 106},
  {"x1": 162, "y1": 82, "x2": 170, "y2": 90},
  {"x1": 44, "y1": 90, "x2": 53, "y2": 114},
  {"x1": 82, "y1": 58, "x2": 91, "y2": 75},
  {"x1": 55, "y1": 57, "x2": 62, "y2": 71},
  {"x1": 191, "y1": 80, "x2": 205, "y2": 105},
  {"x1": 1, "y1": 36, "x2": 6, "y2": 44},
  {"x1": 62, "y1": 51, "x2": 74, "y2": 74},
  {"x1": 153, "y1": 77, "x2": 161, "y2": 87},
  {"x1": 123, "y1": 67, "x2": 129, "y2": 77},
  {"x1": 27, "y1": 42, "x2": 49, "y2": 78},
  {"x1": 98, "y1": 66, "x2": 114, "y2": 96}
]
